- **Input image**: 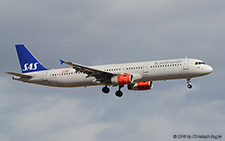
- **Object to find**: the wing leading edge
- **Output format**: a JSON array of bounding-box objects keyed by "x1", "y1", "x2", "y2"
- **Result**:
[{"x1": 60, "y1": 59, "x2": 114, "y2": 84}]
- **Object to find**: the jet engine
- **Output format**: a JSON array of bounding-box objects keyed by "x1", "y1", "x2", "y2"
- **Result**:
[
  {"x1": 111, "y1": 74, "x2": 134, "y2": 85},
  {"x1": 128, "y1": 81, "x2": 153, "y2": 91}
]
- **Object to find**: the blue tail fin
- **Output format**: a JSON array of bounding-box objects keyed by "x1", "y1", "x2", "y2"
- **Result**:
[{"x1": 15, "y1": 44, "x2": 48, "y2": 73}]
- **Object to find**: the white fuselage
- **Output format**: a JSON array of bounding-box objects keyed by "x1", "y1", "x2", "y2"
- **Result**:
[{"x1": 13, "y1": 58, "x2": 213, "y2": 88}]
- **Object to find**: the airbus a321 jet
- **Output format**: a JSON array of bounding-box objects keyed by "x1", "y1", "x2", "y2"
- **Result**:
[{"x1": 7, "y1": 44, "x2": 213, "y2": 97}]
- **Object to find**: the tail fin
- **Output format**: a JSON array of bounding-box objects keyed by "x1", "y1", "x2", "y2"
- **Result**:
[{"x1": 15, "y1": 44, "x2": 48, "y2": 73}]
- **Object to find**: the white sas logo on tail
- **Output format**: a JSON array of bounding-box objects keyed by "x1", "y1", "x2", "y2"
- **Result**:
[{"x1": 23, "y1": 62, "x2": 38, "y2": 71}]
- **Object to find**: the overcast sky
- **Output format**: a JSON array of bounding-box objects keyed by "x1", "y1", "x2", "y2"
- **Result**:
[{"x1": 0, "y1": 0, "x2": 225, "y2": 141}]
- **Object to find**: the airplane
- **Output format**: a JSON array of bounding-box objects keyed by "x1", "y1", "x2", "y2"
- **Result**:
[{"x1": 6, "y1": 44, "x2": 213, "y2": 97}]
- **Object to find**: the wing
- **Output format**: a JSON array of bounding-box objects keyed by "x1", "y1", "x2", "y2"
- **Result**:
[
  {"x1": 6, "y1": 72, "x2": 33, "y2": 78},
  {"x1": 60, "y1": 59, "x2": 114, "y2": 84}
]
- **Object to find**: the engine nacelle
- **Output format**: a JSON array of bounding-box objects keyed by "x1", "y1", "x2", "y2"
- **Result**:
[
  {"x1": 111, "y1": 74, "x2": 134, "y2": 85},
  {"x1": 128, "y1": 81, "x2": 153, "y2": 91}
]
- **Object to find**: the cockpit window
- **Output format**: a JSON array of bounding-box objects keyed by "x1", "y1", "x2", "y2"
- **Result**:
[{"x1": 195, "y1": 62, "x2": 206, "y2": 65}]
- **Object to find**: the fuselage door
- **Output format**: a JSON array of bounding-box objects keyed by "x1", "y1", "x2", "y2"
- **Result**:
[
  {"x1": 183, "y1": 59, "x2": 189, "y2": 70},
  {"x1": 42, "y1": 71, "x2": 48, "y2": 82},
  {"x1": 143, "y1": 64, "x2": 148, "y2": 74}
]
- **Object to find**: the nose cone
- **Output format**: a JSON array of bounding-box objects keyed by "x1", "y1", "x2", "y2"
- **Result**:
[{"x1": 206, "y1": 65, "x2": 213, "y2": 74}]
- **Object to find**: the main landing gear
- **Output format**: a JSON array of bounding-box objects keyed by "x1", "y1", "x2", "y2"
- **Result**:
[
  {"x1": 102, "y1": 85, "x2": 124, "y2": 97},
  {"x1": 186, "y1": 78, "x2": 192, "y2": 89},
  {"x1": 102, "y1": 86, "x2": 110, "y2": 94},
  {"x1": 115, "y1": 85, "x2": 124, "y2": 97}
]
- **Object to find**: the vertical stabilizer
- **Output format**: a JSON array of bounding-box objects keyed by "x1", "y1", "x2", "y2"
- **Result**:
[{"x1": 15, "y1": 44, "x2": 48, "y2": 73}]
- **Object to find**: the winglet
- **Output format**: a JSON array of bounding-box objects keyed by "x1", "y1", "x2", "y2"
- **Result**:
[{"x1": 60, "y1": 59, "x2": 65, "y2": 65}]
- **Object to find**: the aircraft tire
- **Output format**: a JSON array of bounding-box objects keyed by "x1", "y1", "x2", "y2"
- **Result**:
[
  {"x1": 102, "y1": 86, "x2": 110, "y2": 94},
  {"x1": 187, "y1": 84, "x2": 192, "y2": 89},
  {"x1": 115, "y1": 90, "x2": 123, "y2": 97}
]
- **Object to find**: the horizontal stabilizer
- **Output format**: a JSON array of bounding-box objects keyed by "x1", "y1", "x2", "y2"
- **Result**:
[{"x1": 6, "y1": 72, "x2": 33, "y2": 78}]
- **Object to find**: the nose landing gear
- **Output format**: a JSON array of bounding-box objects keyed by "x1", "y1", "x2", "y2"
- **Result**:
[
  {"x1": 115, "y1": 85, "x2": 124, "y2": 97},
  {"x1": 186, "y1": 78, "x2": 192, "y2": 89}
]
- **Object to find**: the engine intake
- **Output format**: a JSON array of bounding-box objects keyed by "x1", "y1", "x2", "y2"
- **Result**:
[
  {"x1": 111, "y1": 74, "x2": 134, "y2": 85},
  {"x1": 128, "y1": 81, "x2": 153, "y2": 91}
]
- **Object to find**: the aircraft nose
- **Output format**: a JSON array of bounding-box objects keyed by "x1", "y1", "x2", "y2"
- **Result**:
[{"x1": 206, "y1": 65, "x2": 213, "y2": 74}]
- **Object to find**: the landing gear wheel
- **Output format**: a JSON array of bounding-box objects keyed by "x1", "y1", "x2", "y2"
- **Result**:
[
  {"x1": 115, "y1": 90, "x2": 123, "y2": 97},
  {"x1": 187, "y1": 84, "x2": 192, "y2": 89},
  {"x1": 102, "y1": 86, "x2": 110, "y2": 94},
  {"x1": 186, "y1": 78, "x2": 192, "y2": 89}
]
